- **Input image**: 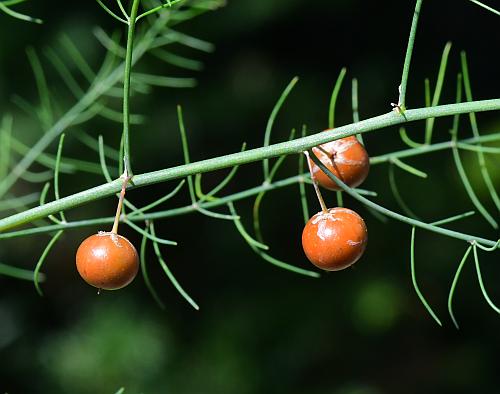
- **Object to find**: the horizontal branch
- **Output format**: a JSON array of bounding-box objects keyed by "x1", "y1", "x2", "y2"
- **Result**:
[
  {"x1": 0, "y1": 99, "x2": 499, "y2": 232},
  {"x1": 371, "y1": 132, "x2": 500, "y2": 164},
  {"x1": 0, "y1": 175, "x2": 306, "y2": 238}
]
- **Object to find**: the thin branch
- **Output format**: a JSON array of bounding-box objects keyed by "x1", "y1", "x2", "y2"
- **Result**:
[
  {"x1": 262, "y1": 77, "x2": 299, "y2": 180},
  {"x1": 461, "y1": 51, "x2": 500, "y2": 213},
  {"x1": 447, "y1": 246, "x2": 472, "y2": 329},
  {"x1": 136, "y1": 0, "x2": 184, "y2": 21},
  {"x1": 95, "y1": 0, "x2": 129, "y2": 24},
  {"x1": 34, "y1": 230, "x2": 63, "y2": 296},
  {"x1": 308, "y1": 150, "x2": 499, "y2": 248},
  {"x1": 150, "y1": 222, "x2": 199, "y2": 310},
  {"x1": 0, "y1": 1, "x2": 42, "y2": 23},
  {"x1": 410, "y1": 227, "x2": 442, "y2": 325},
  {"x1": 328, "y1": 67, "x2": 347, "y2": 128},
  {"x1": 424, "y1": 42, "x2": 452, "y2": 144},
  {"x1": 0, "y1": 14, "x2": 172, "y2": 200},
  {"x1": 0, "y1": 262, "x2": 44, "y2": 281},
  {"x1": 121, "y1": 0, "x2": 141, "y2": 175},
  {"x1": 473, "y1": 244, "x2": 500, "y2": 314},
  {"x1": 140, "y1": 226, "x2": 165, "y2": 309},
  {"x1": 468, "y1": 0, "x2": 500, "y2": 16},
  {"x1": 398, "y1": 0, "x2": 424, "y2": 109}
]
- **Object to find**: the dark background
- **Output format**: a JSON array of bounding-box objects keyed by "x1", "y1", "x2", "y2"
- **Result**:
[{"x1": 1, "y1": 1, "x2": 499, "y2": 393}]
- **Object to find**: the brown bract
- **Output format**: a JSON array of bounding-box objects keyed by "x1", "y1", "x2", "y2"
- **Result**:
[
  {"x1": 310, "y1": 135, "x2": 369, "y2": 190},
  {"x1": 302, "y1": 207, "x2": 368, "y2": 271},
  {"x1": 76, "y1": 232, "x2": 139, "y2": 290}
]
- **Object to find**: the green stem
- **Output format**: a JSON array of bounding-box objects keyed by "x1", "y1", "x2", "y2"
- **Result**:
[
  {"x1": 398, "y1": 0, "x2": 424, "y2": 109},
  {"x1": 0, "y1": 1, "x2": 42, "y2": 24},
  {"x1": 468, "y1": 0, "x2": 500, "y2": 16},
  {"x1": 0, "y1": 174, "x2": 307, "y2": 238},
  {"x1": 461, "y1": 51, "x2": 500, "y2": 213},
  {"x1": 410, "y1": 227, "x2": 442, "y2": 326},
  {"x1": 424, "y1": 41, "x2": 452, "y2": 144},
  {"x1": 0, "y1": 262, "x2": 43, "y2": 281},
  {"x1": 473, "y1": 244, "x2": 500, "y2": 314},
  {"x1": 0, "y1": 99, "x2": 499, "y2": 232},
  {"x1": 122, "y1": 0, "x2": 141, "y2": 176},
  {"x1": 371, "y1": 132, "x2": 500, "y2": 164},
  {"x1": 328, "y1": 67, "x2": 347, "y2": 128},
  {"x1": 447, "y1": 245, "x2": 472, "y2": 329},
  {"x1": 262, "y1": 77, "x2": 298, "y2": 180},
  {"x1": 298, "y1": 126, "x2": 310, "y2": 224}
]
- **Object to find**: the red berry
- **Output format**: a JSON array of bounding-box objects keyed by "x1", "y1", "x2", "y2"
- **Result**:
[
  {"x1": 309, "y1": 135, "x2": 369, "y2": 190},
  {"x1": 76, "y1": 232, "x2": 139, "y2": 290},
  {"x1": 302, "y1": 207, "x2": 368, "y2": 271}
]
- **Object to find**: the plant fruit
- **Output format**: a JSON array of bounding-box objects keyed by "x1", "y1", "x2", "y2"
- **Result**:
[
  {"x1": 302, "y1": 207, "x2": 368, "y2": 271},
  {"x1": 76, "y1": 231, "x2": 139, "y2": 290},
  {"x1": 309, "y1": 135, "x2": 369, "y2": 190}
]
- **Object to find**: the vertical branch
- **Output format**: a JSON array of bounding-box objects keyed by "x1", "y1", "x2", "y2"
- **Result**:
[
  {"x1": 473, "y1": 244, "x2": 500, "y2": 314},
  {"x1": 424, "y1": 78, "x2": 431, "y2": 107},
  {"x1": 351, "y1": 78, "x2": 364, "y2": 144},
  {"x1": 262, "y1": 77, "x2": 298, "y2": 180},
  {"x1": 298, "y1": 125, "x2": 310, "y2": 224},
  {"x1": 398, "y1": 0, "x2": 424, "y2": 109},
  {"x1": 116, "y1": 0, "x2": 130, "y2": 20},
  {"x1": 33, "y1": 230, "x2": 63, "y2": 296},
  {"x1": 447, "y1": 246, "x2": 472, "y2": 329},
  {"x1": 140, "y1": 224, "x2": 166, "y2": 309},
  {"x1": 122, "y1": 0, "x2": 141, "y2": 176},
  {"x1": 461, "y1": 51, "x2": 500, "y2": 213},
  {"x1": 0, "y1": 115, "x2": 13, "y2": 181},
  {"x1": 424, "y1": 42, "x2": 452, "y2": 144},
  {"x1": 150, "y1": 222, "x2": 200, "y2": 310},
  {"x1": 450, "y1": 73, "x2": 498, "y2": 229},
  {"x1": 388, "y1": 162, "x2": 420, "y2": 219},
  {"x1": 336, "y1": 191, "x2": 343, "y2": 207},
  {"x1": 26, "y1": 47, "x2": 53, "y2": 128},
  {"x1": 328, "y1": 67, "x2": 347, "y2": 129},
  {"x1": 351, "y1": 78, "x2": 360, "y2": 124},
  {"x1": 177, "y1": 105, "x2": 196, "y2": 204},
  {"x1": 410, "y1": 227, "x2": 442, "y2": 326},
  {"x1": 54, "y1": 134, "x2": 67, "y2": 223}
]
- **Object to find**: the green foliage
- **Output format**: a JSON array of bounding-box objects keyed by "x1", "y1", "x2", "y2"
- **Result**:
[{"x1": 0, "y1": 0, "x2": 498, "y2": 337}]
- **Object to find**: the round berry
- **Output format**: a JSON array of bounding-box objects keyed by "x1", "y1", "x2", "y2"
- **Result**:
[
  {"x1": 310, "y1": 135, "x2": 369, "y2": 191},
  {"x1": 302, "y1": 207, "x2": 368, "y2": 271},
  {"x1": 76, "y1": 232, "x2": 139, "y2": 290}
]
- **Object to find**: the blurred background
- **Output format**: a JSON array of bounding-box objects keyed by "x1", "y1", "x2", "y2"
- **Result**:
[{"x1": 1, "y1": 0, "x2": 499, "y2": 393}]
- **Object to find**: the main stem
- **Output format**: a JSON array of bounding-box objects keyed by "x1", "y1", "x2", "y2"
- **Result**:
[
  {"x1": 122, "y1": 0, "x2": 141, "y2": 176},
  {"x1": 0, "y1": 99, "x2": 499, "y2": 232},
  {"x1": 399, "y1": 0, "x2": 423, "y2": 109}
]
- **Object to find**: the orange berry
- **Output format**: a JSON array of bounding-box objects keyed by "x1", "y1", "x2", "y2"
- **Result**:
[
  {"x1": 309, "y1": 135, "x2": 369, "y2": 190},
  {"x1": 76, "y1": 232, "x2": 139, "y2": 290},
  {"x1": 302, "y1": 207, "x2": 368, "y2": 271}
]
